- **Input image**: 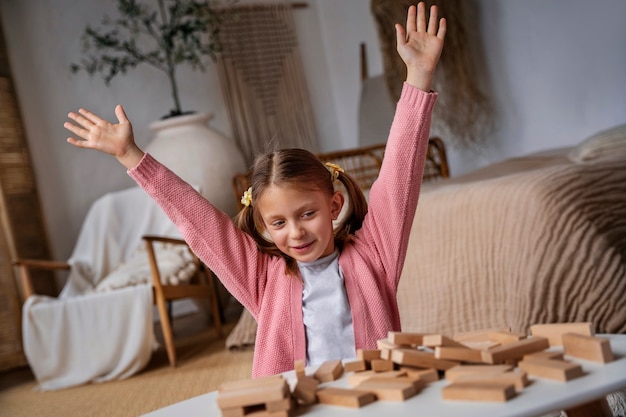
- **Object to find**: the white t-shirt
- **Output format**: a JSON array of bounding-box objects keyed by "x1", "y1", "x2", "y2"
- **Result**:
[{"x1": 298, "y1": 250, "x2": 356, "y2": 366}]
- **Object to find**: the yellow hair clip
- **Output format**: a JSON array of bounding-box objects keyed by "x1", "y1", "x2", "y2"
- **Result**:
[
  {"x1": 241, "y1": 187, "x2": 253, "y2": 207},
  {"x1": 325, "y1": 162, "x2": 344, "y2": 181}
]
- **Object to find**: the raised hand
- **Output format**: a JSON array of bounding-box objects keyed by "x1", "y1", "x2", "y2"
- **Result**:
[
  {"x1": 395, "y1": 2, "x2": 446, "y2": 92},
  {"x1": 64, "y1": 104, "x2": 145, "y2": 169}
]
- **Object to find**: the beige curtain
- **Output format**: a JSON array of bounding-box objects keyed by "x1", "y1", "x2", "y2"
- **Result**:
[{"x1": 216, "y1": 2, "x2": 318, "y2": 166}]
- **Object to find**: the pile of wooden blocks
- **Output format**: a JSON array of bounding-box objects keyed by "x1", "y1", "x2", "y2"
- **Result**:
[{"x1": 215, "y1": 322, "x2": 614, "y2": 415}]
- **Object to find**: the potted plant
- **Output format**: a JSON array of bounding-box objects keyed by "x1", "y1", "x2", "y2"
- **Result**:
[
  {"x1": 71, "y1": 0, "x2": 246, "y2": 216},
  {"x1": 71, "y1": 0, "x2": 225, "y2": 119}
]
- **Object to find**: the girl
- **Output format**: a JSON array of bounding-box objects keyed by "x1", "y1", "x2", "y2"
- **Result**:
[{"x1": 64, "y1": 2, "x2": 446, "y2": 377}]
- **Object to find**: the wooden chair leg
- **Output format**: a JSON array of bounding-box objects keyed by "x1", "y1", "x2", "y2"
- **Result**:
[
  {"x1": 565, "y1": 397, "x2": 613, "y2": 417},
  {"x1": 155, "y1": 292, "x2": 177, "y2": 367}
]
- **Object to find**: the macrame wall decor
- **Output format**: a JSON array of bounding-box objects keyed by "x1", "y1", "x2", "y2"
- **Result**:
[
  {"x1": 371, "y1": 0, "x2": 494, "y2": 149},
  {"x1": 216, "y1": 2, "x2": 318, "y2": 166}
]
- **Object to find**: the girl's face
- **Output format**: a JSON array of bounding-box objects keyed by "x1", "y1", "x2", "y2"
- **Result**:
[{"x1": 255, "y1": 184, "x2": 344, "y2": 263}]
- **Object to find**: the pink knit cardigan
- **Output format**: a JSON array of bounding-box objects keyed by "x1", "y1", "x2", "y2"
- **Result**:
[{"x1": 129, "y1": 83, "x2": 437, "y2": 377}]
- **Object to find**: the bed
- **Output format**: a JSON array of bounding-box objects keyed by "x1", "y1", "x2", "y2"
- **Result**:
[{"x1": 399, "y1": 134, "x2": 626, "y2": 336}]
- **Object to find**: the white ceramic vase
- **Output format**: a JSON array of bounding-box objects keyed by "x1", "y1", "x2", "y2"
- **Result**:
[{"x1": 145, "y1": 112, "x2": 246, "y2": 217}]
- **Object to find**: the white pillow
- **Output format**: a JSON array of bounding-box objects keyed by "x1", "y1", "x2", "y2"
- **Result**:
[
  {"x1": 568, "y1": 124, "x2": 626, "y2": 163},
  {"x1": 96, "y1": 242, "x2": 196, "y2": 292}
]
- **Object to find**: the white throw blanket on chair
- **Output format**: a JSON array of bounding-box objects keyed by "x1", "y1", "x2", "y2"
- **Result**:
[{"x1": 22, "y1": 186, "x2": 193, "y2": 391}]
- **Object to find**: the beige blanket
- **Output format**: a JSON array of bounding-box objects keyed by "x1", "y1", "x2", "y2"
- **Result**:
[{"x1": 399, "y1": 149, "x2": 626, "y2": 336}]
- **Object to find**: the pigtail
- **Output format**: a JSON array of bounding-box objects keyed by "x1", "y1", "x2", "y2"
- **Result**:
[{"x1": 333, "y1": 171, "x2": 369, "y2": 248}]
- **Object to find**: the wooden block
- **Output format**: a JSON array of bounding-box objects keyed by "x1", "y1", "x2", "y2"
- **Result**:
[
  {"x1": 356, "y1": 349, "x2": 381, "y2": 362},
  {"x1": 355, "y1": 378, "x2": 418, "y2": 401},
  {"x1": 217, "y1": 379, "x2": 289, "y2": 409},
  {"x1": 530, "y1": 322, "x2": 594, "y2": 347},
  {"x1": 391, "y1": 348, "x2": 460, "y2": 370},
  {"x1": 423, "y1": 334, "x2": 467, "y2": 348},
  {"x1": 518, "y1": 359, "x2": 584, "y2": 382},
  {"x1": 562, "y1": 333, "x2": 614, "y2": 363},
  {"x1": 292, "y1": 376, "x2": 319, "y2": 405},
  {"x1": 265, "y1": 397, "x2": 294, "y2": 413},
  {"x1": 481, "y1": 336, "x2": 549, "y2": 364},
  {"x1": 380, "y1": 349, "x2": 391, "y2": 360},
  {"x1": 316, "y1": 387, "x2": 376, "y2": 408},
  {"x1": 453, "y1": 371, "x2": 529, "y2": 392},
  {"x1": 219, "y1": 375, "x2": 285, "y2": 392},
  {"x1": 445, "y1": 364, "x2": 513, "y2": 381},
  {"x1": 294, "y1": 359, "x2": 306, "y2": 378},
  {"x1": 346, "y1": 370, "x2": 407, "y2": 387},
  {"x1": 344, "y1": 359, "x2": 367, "y2": 373},
  {"x1": 453, "y1": 327, "x2": 511, "y2": 343},
  {"x1": 371, "y1": 359, "x2": 394, "y2": 372},
  {"x1": 313, "y1": 359, "x2": 343, "y2": 383},
  {"x1": 377, "y1": 338, "x2": 400, "y2": 350},
  {"x1": 487, "y1": 331, "x2": 526, "y2": 344},
  {"x1": 388, "y1": 331, "x2": 425, "y2": 346},
  {"x1": 442, "y1": 382, "x2": 516, "y2": 402},
  {"x1": 459, "y1": 340, "x2": 501, "y2": 350},
  {"x1": 435, "y1": 346, "x2": 485, "y2": 363},
  {"x1": 523, "y1": 350, "x2": 564, "y2": 361},
  {"x1": 399, "y1": 366, "x2": 440, "y2": 383}
]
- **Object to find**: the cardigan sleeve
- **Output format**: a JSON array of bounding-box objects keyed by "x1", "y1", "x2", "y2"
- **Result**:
[
  {"x1": 128, "y1": 153, "x2": 267, "y2": 315},
  {"x1": 357, "y1": 83, "x2": 437, "y2": 289}
]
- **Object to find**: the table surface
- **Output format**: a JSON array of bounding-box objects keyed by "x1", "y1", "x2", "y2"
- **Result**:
[{"x1": 142, "y1": 334, "x2": 626, "y2": 417}]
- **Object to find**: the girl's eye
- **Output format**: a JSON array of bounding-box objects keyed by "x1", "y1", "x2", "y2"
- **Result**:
[
  {"x1": 271, "y1": 220, "x2": 284, "y2": 228},
  {"x1": 302, "y1": 211, "x2": 315, "y2": 218}
]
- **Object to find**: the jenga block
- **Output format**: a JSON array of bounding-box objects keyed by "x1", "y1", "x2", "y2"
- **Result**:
[
  {"x1": 380, "y1": 349, "x2": 392, "y2": 360},
  {"x1": 219, "y1": 375, "x2": 285, "y2": 392},
  {"x1": 356, "y1": 349, "x2": 381, "y2": 362},
  {"x1": 377, "y1": 338, "x2": 400, "y2": 350},
  {"x1": 388, "y1": 331, "x2": 425, "y2": 346},
  {"x1": 221, "y1": 405, "x2": 293, "y2": 417},
  {"x1": 313, "y1": 359, "x2": 343, "y2": 383},
  {"x1": 453, "y1": 371, "x2": 529, "y2": 392},
  {"x1": 355, "y1": 378, "x2": 418, "y2": 401},
  {"x1": 217, "y1": 379, "x2": 290, "y2": 409},
  {"x1": 562, "y1": 333, "x2": 614, "y2": 363},
  {"x1": 445, "y1": 364, "x2": 513, "y2": 381},
  {"x1": 316, "y1": 387, "x2": 376, "y2": 408},
  {"x1": 347, "y1": 370, "x2": 407, "y2": 387},
  {"x1": 487, "y1": 331, "x2": 526, "y2": 344},
  {"x1": 399, "y1": 366, "x2": 440, "y2": 383},
  {"x1": 371, "y1": 359, "x2": 394, "y2": 372},
  {"x1": 530, "y1": 322, "x2": 594, "y2": 347},
  {"x1": 391, "y1": 348, "x2": 459, "y2": 370},
  {"x1": 481, "y1": 337, "x2": 549, "y2": 364},
  {"x1": 220, "y1": 407, "x2": 246, "y2": 417},
  {"x1": 294, "y1": 359, "x2": 306, "y2": 378},
  {"x1": 292, "y1": 376, "x2": 319, "y2": 405},
  {"x1": 453, "y1": 327, "x2": 511, "y2": 343},
  {"x1": 422, "y1": 334, "x2": 467, "y2": 348},
  {"x1": 442, "y1": 382, "x2": 516, "y2": 402},
  {"x1": 434, "y1": 346, "x2": 485, "y2": 363},
  {"x1": 518, "y1": 358, "x2": 584, "y2": 382},
  {"x1": 344, "y1": 359, "x2": 367, "y2": 373},
  {"x1": 523, "y1": 351, "x2": 564, "y2": 361},
  {"x1": 265, "y1": 397, "x2": 294, "y2": 413},
  {"x1": 459, "y1": 340, "x2": 501, "y2": 350}
]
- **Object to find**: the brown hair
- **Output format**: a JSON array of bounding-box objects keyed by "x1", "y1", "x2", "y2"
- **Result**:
[{"x1": 234, "y1": 148, "x2": 369, "y2": 275}]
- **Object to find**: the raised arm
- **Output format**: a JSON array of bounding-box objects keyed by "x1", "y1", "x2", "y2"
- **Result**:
[
  {"x1": 395, "y1": 2, "x2": 446, "y2": 91},
  {"x1": 64, "y1": 104, "x2": 145, "y2": 169}
]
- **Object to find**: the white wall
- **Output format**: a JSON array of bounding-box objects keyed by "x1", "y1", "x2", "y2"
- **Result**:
[{"x1": 1, "y1": 0, "x2": 625, "y2": 262}]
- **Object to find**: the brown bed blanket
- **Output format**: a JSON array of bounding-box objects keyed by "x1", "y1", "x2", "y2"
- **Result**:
[{"x1": 399, "y1": 148, "x2": 626, "y2": 336}]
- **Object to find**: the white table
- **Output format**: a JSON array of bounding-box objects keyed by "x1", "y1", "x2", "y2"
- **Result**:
[{"x1": 142, "y1": 334, "x2": 626, "y2": 417}]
